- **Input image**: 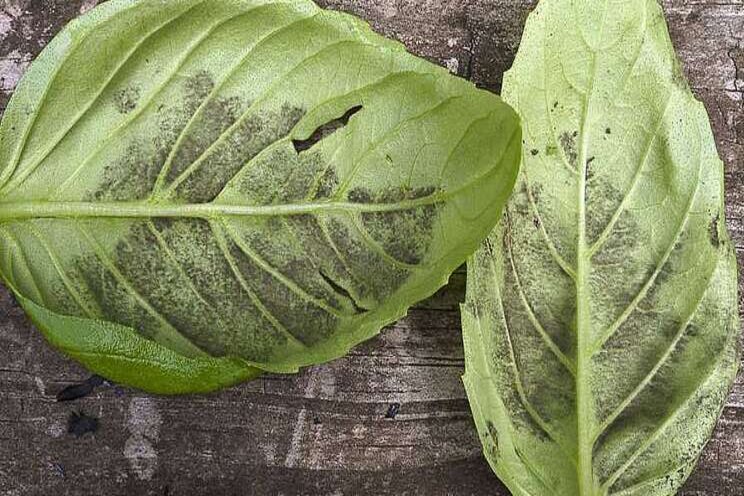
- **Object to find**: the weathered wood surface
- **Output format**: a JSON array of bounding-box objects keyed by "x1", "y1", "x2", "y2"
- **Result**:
[{"x1": 0, "y1": 0, "x2": 742, "y2": 494}]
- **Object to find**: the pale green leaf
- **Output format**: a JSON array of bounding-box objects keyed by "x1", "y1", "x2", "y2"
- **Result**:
[
  {"x1": 0, "y1": 0, "x2": 520, "y2": 393},
  {"x1": 462, "y1": 1, "x2": 740, "y2": 495}
]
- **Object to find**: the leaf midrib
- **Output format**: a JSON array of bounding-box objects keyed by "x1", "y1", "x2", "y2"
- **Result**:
[
  {"x1": 0, "y1": 196, "x2": 447, "y2": 222},
  {"x1": 570, "y1": 3, "x2": 615, "y2": 495}
]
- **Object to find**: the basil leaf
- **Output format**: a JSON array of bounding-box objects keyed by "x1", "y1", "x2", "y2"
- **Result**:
[
  {"x1": 462, "y1": 0, "x2": 740, "y2": 494},
  {"x1": 0, "y1": 0, "x2": 521, "y2": 393}
]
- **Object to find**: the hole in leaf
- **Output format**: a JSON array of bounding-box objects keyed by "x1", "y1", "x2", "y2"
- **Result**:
[
  {"x1": 318, "y1": 270, "x2": 368, "y2": 314},
  {"x1": 293, "y1": 105, "x2": 363, "y2": 153}
]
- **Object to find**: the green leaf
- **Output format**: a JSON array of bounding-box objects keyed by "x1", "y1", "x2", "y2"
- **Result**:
[
  {"x1": 17, "y1": 291, "x2": 261, "y2": 395},
  {"x1": 0, "y1": 0, "x2": 521, "y2": 393},
  {"x1": 462, "y1": 1, "x2": 740, "y2": 495}
]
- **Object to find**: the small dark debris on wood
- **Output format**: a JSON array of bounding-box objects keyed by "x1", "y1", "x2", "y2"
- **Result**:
[
  {"x1": 67, "y1": 410, "x2": 99, "y2": 438},
  {"x1": 49, "y1": 462, "x2": 65, "y2": 478},
  {"x1": 57, "y1": 375, "x2": 105, "y2": 402},
  {"x1": 386, "y1": 403, "x2": 401, "y2": 419}
]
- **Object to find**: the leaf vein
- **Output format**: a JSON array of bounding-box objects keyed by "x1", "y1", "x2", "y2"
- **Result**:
[
  {"x1": 588, "y1": 93, "x2": 674, "y2": 256},
  {"x1": 146, "y1": 220, "x2": 234, "y2": 337},
  {"x1": 594, "y1": 258, "x2": 718, "y2": 443},
  {"x1": 219, "y1": 219, "x2": 343, "y2": 317},
  {"x1": 504, "y1": 214, "x2": 577, "y2": 376},
  {"x1": 347, "y1": 212, "x2": 422, "y2": 270},
  {"x1": 25, "y1": 223, "x2": 97, "y2": 319},
  {"x1": 160, "y1": 36, "x2": 369, "y2": 199},
  {"x1": 0, "y1": 0, "x2": 147, "y2": 192},
  {"x1": 75, "y1": 223, "x2": 209, "y2": 358},
  {"x1": 50, "y1": 5, "x2": 251, "y2": 200},
  {"x1": 210, "y1": 220, "x2": 308, "y2": 350},
  {"x1": 152, "y1": 9, "x2": 317, "y2": 196},
  {"x1": 0, "y1": 0, "x2": 207, "y2": 197},
  {"x1": 488, "y1": 253, "x2": 577, "y2": 463}
]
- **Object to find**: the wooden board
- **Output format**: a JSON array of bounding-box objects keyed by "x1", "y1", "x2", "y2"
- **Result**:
[{"x1": 0, "y1": 1, "x2": 741, "y2": 494}]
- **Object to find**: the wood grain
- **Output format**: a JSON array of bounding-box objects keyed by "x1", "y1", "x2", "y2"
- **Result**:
[{"x1": 0, "y1": 1, "x2": 741, "y2": 495}]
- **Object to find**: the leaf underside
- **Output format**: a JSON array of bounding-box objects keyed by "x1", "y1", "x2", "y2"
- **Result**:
[
  {"x1": 462, "y1": 1, "x2": 740, "y2": 495},
  {"x1": 0, "y1": 0, "x2": 520, "y2": 393}
]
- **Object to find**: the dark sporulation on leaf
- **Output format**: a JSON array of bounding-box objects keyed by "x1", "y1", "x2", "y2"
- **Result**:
[
  {"x1": 177, "y1": 104, "x2": 305, "y2": 203},
  {"x1": 184, "y1": 70, "x2": 216, "y2": 101},
  {"x1": 324, "y1": 216, "x2": 410, "y2": 303},
  {"x1": 560, "y1": 131, "x2": 577, "y2": 165},
  {"x1": 90, "y1": 139, "x2": 168, "y2": 201},
  {"x1": 361, "y1": 202, "x2": 438, "y2": 265},
  {"x1": 530, "y1": 183, "x2": 542, "y2": 205},
  {"x1": 348, "y1": 187, "x2": 373, "y2": 203},
  {"x1": 710, "y1": 214, "x2": 721, "y2": 247},
  {"x1": 510, "y1": 183, "x2": 531, "y2": 216},
  {"x1": 114, "y1": 86, "x2": 141, "y2": 114},
  {"x1": 159, "y1": 71, "x2": 230, "y2": 185},
  {"x1": 292, "y1": 105, "x2": 363, "y2": 153},
  {"x1": 170, "y1": 94, "x2": 245, "y2": 176},
  {"x1": 113, "y1": 221, "x2": 230, "y2": 353},
  {"x1": 226, "y1": 235, "x2": 339, "y2": 347},
  {"x1": 76, "y1": 248, "x2": 163, "y2": 342},
  {"x1": 152, "y1": 218, "x2": 290, "y2": 359},
  {"x1": 313, "y1": 167, "x2": 340, "y2": 200},
  {"x1": 486, "y1": 421, "x2": 500, "y2": 459}
]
